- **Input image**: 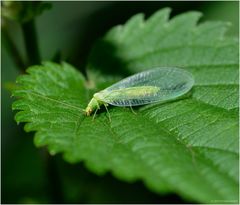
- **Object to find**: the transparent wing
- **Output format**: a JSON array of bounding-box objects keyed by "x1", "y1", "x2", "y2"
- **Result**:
[{"x1": 97, "y1": 67, "x2": 194, "y2": 107}]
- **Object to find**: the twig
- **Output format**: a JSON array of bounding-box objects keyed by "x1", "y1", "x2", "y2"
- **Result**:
[
  {"x1": 2, "y1": 27, "x2": 26, "y2": 72},
  {"x1": 44, "y1": 151, "x2": 65, "y2": 203},
  {"x1": 21, "y1": 19, "x2": 40, "y2": 65}
]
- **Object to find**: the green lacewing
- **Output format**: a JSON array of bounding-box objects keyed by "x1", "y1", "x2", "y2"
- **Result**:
[{"x1": 85, "y1": 67, "x2": 194, "y2": 116}]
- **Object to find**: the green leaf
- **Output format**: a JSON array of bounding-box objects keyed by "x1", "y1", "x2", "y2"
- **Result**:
[{"x1": 12, "y1": 8, "x2": 238, "y2": 203}]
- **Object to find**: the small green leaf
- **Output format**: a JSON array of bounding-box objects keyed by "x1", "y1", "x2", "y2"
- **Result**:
[{"x1": 12, "y1": 8, "x2": 238, "y2": 203}]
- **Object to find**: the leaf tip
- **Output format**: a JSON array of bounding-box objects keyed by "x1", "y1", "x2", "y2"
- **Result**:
[{"x1": 148, "y1": 7, "x2": 172, "y2": 24}]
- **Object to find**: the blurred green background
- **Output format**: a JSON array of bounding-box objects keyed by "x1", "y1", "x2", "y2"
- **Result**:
[{"x1": 2, "y1": 1, "x2": 238, "y2": 203}]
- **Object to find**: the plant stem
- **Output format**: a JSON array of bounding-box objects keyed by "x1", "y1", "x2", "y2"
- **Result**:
[
  {"x1": 2, "y1": 28, "x2": 26, "y2": 72},
  {"x1": 45, "y1": 152, "x2": 65, "y2": 203},
  {"x1": 22, "y1": 19, "x2": 40, "y2": 65}
]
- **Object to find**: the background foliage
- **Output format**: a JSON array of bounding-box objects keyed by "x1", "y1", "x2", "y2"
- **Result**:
[{"x1": 2, "y1": 1, "x2": 239, "y2": 204}]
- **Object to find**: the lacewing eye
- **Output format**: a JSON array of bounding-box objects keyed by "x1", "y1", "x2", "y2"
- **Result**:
[{"x1": 85, "y1": 67, "x2": 194, "y2": 116}]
